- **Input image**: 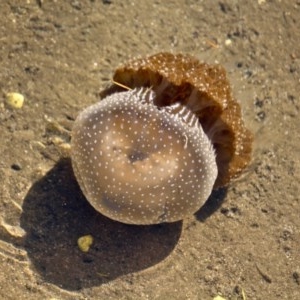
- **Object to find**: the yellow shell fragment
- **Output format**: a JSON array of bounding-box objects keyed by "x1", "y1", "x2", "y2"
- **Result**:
[
  {"x1": 77, "y1": 234, "x2": 93, "y2": 252},
  {"x1": 6, "y1": 92, "x2": 25, "y2": 108}
]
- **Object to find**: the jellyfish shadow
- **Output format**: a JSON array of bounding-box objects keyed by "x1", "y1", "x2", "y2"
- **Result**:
[
  {"x1": 20, "y1": 158, "x2": 182, "y2": 291},
  {"x1": 194, "y1": 187, "x2": 228, "y2": 222}
]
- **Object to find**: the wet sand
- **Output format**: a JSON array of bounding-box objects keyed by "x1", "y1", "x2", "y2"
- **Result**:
[{"x1": 0, "y1": 1, "x2": 299, "y2": 299}]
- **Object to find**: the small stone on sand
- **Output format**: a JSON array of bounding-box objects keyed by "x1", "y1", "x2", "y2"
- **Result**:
[
  {"x1": 77, "y1": 234, "x2": 93, "y2": 252},
  {"x1": 6, "y1": 92, "x2": 25, "y2": 108}
]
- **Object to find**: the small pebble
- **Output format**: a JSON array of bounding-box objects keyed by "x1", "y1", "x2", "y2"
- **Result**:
[
  {"x1": 77, "y1": 234, "x2": 93, "y2": 252},
  {"x1": 6, "y1": 92, "x2": 24, "y2": 108},
  {"x1": 213, "y1": 296, "x2": 226, "y2": 300},
  {"x1": 225, "y1": 39, "x2": 232, "y2": 46},
  {"x1": 11, "y1": 163, "x2": 22, "y2": 171}
]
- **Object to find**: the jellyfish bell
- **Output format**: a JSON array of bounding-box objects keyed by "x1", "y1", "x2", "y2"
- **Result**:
[
  {"x1": 71, "y1": 87, "x2": 217, "y2": 224},
  {"x1": 71, "y1": 53, "x2": 252, "y2": 225}
]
